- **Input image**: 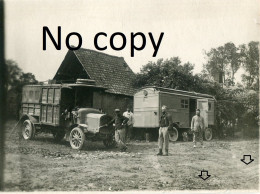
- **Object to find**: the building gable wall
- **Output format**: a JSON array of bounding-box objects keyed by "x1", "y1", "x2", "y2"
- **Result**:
[{"x1": 54, "y1": 50, "x2": 90, "y2": 82}]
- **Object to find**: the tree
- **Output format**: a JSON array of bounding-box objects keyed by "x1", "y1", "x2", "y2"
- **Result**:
[
  {"x1": 204, "y1": 42, "x2": 242, "y2": 86},
  {"x1": 240, "y1": 41, "x2": 259, "y2": 90},
  {"x1": 224, "y1": 42, "x2": 241, "y2": 85},
  {"x1": 6, "y1": 60, "x2": 38, "y2": 91},
  {"x1": 134, "y1": 57, "x2": 199, "y2": 91},
  {"x1": 6, "y1": 60, "x2": 23, "y2": 91},
  {"x1": 204, "y1": 46, "x2": 227, "y2": 84},
  {"x1": 20, "y1": 73, "x2": 37, "y2": 84}
]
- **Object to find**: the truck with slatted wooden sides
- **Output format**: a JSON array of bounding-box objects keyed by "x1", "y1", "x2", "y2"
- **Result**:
[{"x1": 18, "y1": 83, "x2": 116, "y2": 150}]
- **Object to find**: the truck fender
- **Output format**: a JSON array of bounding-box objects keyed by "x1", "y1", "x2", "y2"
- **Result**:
[
  {"x1": 18, "y1": 114, "x2": 39, "y2": 128},
  {"x1": 20, "y1": 114, "x2": 39, "y2": 124},
  {"x1": 78, "y1": 124, "x2": 88, "y2": 133}
]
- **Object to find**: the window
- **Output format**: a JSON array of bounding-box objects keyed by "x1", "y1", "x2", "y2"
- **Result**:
[{"x1": 181, "y1": 99, "x2": 189, "y2": 108}]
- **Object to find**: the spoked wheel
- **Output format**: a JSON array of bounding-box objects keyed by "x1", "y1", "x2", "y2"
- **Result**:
[
  {"x1": 69, "y1": 127, "x2": 85, "y2": 150},
  {"x1": 182, "y1": 132, "x2": 189, "y2": 142},
  {"x1": 53, "y1": 130, "x2": 66, "y2": 142},
  {"x1": 204, "y1": 128, "x2": 213, "y2": 141},
  {"x1": 22, "y1": 120, "x2": 35, "y2": 140},
  {"x1": 103, "y1": 135, "x2": 116, "y2": 148},
  {"x1": 169, "y1": 127, "x2": 178, "y2": 142}
]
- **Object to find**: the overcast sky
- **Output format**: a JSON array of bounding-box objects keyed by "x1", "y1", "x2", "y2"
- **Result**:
[{"x1": 5, "y1": 0, "x2": 260, "y2": 82}]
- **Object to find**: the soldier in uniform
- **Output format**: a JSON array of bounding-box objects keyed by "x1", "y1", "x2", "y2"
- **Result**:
[
  {"x1": 191, "y1": 109, "x2": 205, "y2": 148},
  {"x1": 107, "y1": 109, "x2": 129, "y2": 152},
  {"x1": 157, "y1": 105, "x2": 172, "y2": 156}
]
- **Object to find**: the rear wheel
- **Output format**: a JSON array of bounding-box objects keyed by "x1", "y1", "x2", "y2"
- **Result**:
[
  {"x1": 204, "y1": 127, "x2": 213, "y2": 141},
  {"x1": 22, "y1": 120, "x2": 35, "y2": 140},
  {"x1": 69, "y1": 127, "x2": 85, "y2": 150},
  {"x1": 169, "y1": 127, "x2": 178, "y2": 142}
]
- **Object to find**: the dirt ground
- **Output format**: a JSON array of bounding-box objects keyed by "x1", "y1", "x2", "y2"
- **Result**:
[{"x1": 2, "y1": 120, "x2": 259, "y2": 191}]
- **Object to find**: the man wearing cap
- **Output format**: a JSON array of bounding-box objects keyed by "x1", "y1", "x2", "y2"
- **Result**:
[
  {"x1": 191, "y1": 109, "x2": 205, "y2": 148},
  {"x1": 107, "y1": 109, "x2": 129, "y2": 151},
  {"x1": 157, "y1": 105, "x2": 172, "y2": 156}
]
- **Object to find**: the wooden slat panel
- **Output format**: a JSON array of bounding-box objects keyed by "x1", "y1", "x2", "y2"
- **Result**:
[
  {"x1": 41, "y1": 105, "x2": 47, "y2": 122},
  {"x1": 48, "y1": 89, "x2": 54, "y2": 104},
  {"x1": 42, "y1": 89, "x2": 48, "y2": 103},
  {"x1": 34, "y1": 108, "x2": 40, "y2": 116},
  {"x1": 53, "y1": 106, "x2": 59, "y2": 125},
  {"x1": 54, "y1": 89, "x2": 60, "y2": 104},
  {"x1": 46, "y1": 105, "x2": 53, "y2": 123}
]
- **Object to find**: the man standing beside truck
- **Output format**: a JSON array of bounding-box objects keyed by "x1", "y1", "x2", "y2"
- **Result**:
[
  {"x1": 107, "y1": 109, "x2": 129, "y2": 152},
  {"x1": 191, "y1": 109, "x2": 205, "y2": 148},
  {"x1": 123, "y1": 107, "x2": 134, "y2": 141},
  {"x1": 157, "y1": 105, "x2": 172, "y2": 156}
]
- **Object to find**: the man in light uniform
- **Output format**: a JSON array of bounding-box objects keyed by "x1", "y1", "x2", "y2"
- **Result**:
[
  {"x1": 157, "y1": 105, "x2": 172, "y2": 156},
  {"x1": 191, "y1": 109, "x2": 205, "y2": 148},
  {"x1": 123, "y1": 107, "x2": 134, "y2": 141}
]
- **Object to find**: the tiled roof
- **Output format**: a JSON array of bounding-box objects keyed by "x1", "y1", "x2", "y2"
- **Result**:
[{"x1": 73, "y1": 48, "x2": 136, "y2": 96}]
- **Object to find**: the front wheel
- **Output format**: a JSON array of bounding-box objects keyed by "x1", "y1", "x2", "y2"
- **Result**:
[
  {"x1": 169, "y1": 127, "x2": 178, "y2": 142},
  {"x1": 22, "y1": 120, "x2": 35, "y2": 140},
  {"x1": 204, "y1": 128, "x2": 213, "y2": 141},
  {"x1": 69, "y1": 127, "x2": 85, "y2": 150}
]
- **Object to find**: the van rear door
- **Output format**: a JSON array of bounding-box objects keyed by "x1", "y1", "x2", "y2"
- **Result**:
[
  {"x1": 196, "y1": 98, "x2": 208, "y2": 128},
  {"x1": 134, "y1": 88, "x2": 159, "y2": 128}
]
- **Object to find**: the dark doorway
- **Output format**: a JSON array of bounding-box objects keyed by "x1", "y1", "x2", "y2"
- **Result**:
[
  {"x1": 61, "y1": 88, "x2": 75, "y2": 112},
  {"x1": 74, "y1": 87, "x2": 93, "y2": 108},
  {"x1": 189, "y1": 99, "x2": 196, "y2": 124}
]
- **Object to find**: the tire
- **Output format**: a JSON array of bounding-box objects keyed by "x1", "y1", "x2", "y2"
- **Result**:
[
  {"x1": 204, "y1": 128, "x2": 213, "y2": 141},
  {"x1": 103, "y1": 135, "x2": 116, "y2": 148},
  {"x1": 69, "y1": 127, "x2": 85, "y2": 150},
  {"x1": 53, "y1": 130, "x2": 66, "y2": 142},
  {"x1": 182, "y1": 132, "x2": 189, "y2": 142},
  {"x1": 22, "y1": 120, "x2": 35, "y2": 140},
  {"x1": 169, "y1": 127, "x2": 178, "y2": 142}
]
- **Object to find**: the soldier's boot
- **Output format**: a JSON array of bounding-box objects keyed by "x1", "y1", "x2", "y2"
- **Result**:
[
  {"x1": 157, "y1": 149, "x2": 163, "y2": 156},
  {"x1": 164, "y1": 149, "x2": 169, "y2": 156}
]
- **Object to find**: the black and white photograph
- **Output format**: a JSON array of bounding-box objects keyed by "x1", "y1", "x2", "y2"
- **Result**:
[{"x1": 0, "y1": 0, "x2": 259, "y2": 192}]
